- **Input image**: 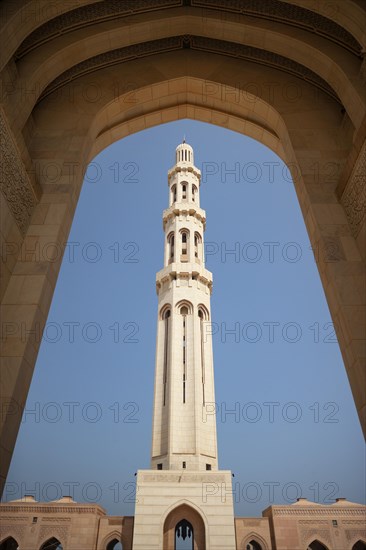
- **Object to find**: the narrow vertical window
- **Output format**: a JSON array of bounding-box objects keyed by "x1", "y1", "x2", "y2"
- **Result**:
[
  {"x1": 181, "y1": 306, "x2": 188, "y2": 403},
  {"x1": 168, "y1": 234, "x2": 175, "y2": 262},
  {"x1": 182, "y1": 184, "x2": 187, "y2": 200},
  {"x1": 181, "y1": 231, "x2": 187, "y2": 256},
  {"x1": 163, "y1": 309, "x2": 170, "y2": 406},
  {"x1": 199, "y1": 309, "x2": 205, "y2": 405},
  {"x1": 194, "y1": 234, "x2": 198, "y2": 258}
]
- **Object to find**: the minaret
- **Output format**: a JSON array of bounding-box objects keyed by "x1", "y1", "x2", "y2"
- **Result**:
[
  {"x1": 151, "y1": 139, "x2": 218, "y2": 471},
  {"x1": 132, "y1": 141, "x2": 236, "y2": 550}
]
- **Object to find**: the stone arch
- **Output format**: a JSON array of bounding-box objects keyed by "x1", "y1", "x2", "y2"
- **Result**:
[
  {"x1": 351, "y1": 540, "x2": 366, "y2": 550},
  {"x1": 0, "y1": 537, "x2": 19, "y2": 550},
  {"x1": 39, "y1": 537, "x2": 63, "y2": 550},
  {"x1": 175, "y1": 300, "x2": 194, "y2": 316},
  {"x1": 306, "y1": 539, "x2": 330, "y2": 550},
  {"x1": 160, "y1": 304, "x2": 172, "y2": 321},
  {"x1": 1, "y1": 2, "x2": 365, "y2": 494},
  {"x1": 100, "y1": 531, "x2": 126, "y2": 550},
  {"x1": 162, "y1": 503, "x2": 206, "y2": 550},
  {"x1": 197, "y1": 305, "x2": 210, "y2": 321},
  {"x1": 242, "y1": 532, "x2": 269, "y2": 550}
]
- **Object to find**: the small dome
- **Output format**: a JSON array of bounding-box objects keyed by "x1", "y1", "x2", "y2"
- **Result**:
[{"x1": 175, "y1": 140, "x2": 194, "y2": 165}]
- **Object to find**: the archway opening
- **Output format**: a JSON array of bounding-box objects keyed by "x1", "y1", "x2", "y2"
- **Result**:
[
  {"x1": 0, "y1": 538, "x2": 19, "y2": 550},
  {"x1": 5, "y1": 121, "x2": 364, "y2": 516},
  {"x1": 307, "y1": 541, "x2": 328, "y2": 550},
  {"x1": 175, "y1": 519, "x2": 194, "y2": 550},
  {"x1": 39, "y1": 539, "x2": 63, "y2": 550},
  {"x1": 352, "y1": 542, "x2": 366, "y2": 550},
  {"x1": 164, "y1": 504, "x2": 205, "y2": 550},
  {"x1": 106, "y1": 539, "x2": 123, "y2": 550},
  {"x1": 246, "y1": 541, "x2": 263, "y2": 550}
]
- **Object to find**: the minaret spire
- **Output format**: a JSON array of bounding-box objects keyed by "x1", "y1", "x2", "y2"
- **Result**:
[{"x1": 150, "y1": 140, "x2": 218, "y2": 471}]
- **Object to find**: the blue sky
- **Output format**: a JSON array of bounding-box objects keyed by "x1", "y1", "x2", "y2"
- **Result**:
[{"x1": 5, "y1": 120, "x2": 365, "y2": 517}]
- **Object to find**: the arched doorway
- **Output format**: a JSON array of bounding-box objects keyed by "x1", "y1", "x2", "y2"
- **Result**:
[
  {"x1": 0, "y1": 538, "x2": 19, "y2": 550},
  {"x1": 39, "y1": 538, "x2": 63, "y2": 550},
  {"x1": 106, "y1": 540, "x2": 122, "y2": 550},
  {"x1": 307, "y1": 541, "x2": 328, "y2": 550},
  {"x1": 352, "y1": 542, "x2": 366, "y2": 550},
  {"x1": 163, "y1": 504, "x2": 205, "y2": 550}
]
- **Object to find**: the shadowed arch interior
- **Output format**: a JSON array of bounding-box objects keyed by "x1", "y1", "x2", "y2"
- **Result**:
[
  {"x1": 163, "y1": 504, "x2": 205, "y2": 550},
  {"x1": 307, "y1": 541, "x2": 328, "y2": 550},
  {"x1": 39, "y1": 538, "x2": 63, "y2": 550},
  {"x1": 106, "y1": 539, "x2": 122, "y2": 550},
  {"x1": 0, "y1": 538, "x2": 19, "y2": 550}
]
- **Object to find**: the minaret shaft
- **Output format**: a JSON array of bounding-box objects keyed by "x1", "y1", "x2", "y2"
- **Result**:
[{"x1": 151, "y1": 142, "x2": 218, "y2": 471}]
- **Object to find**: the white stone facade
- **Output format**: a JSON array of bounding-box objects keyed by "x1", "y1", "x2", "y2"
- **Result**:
[{"x1": 151, "y1": 141, "x2": 218, "y2": 472}]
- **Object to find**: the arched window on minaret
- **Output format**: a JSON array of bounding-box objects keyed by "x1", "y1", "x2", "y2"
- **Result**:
[
  {"x1": 160, "y1": 306, "x2": 171, "y2": 407},
  {"x1": 181, "y1": 230, "x2": 188, "y2": 261},
  {"x1": 171, "y1": 184, "x2": 177, "y2": 205},
  {"x1": 181, "y1": 305, "x2": 188, "y2": 404},
  {"x1": 167, "y1": 232, "x2": 175, "y2": 263},
  {"x1": 198, "y1": 306, "x2": 209, "y2": 406},
  {"x1": 182, "y1": 182, "x2": 187, "y2": 201},
  {"x1": 192, "y1": 184, "x2": 198, "y2": 204},
  {"x1": 194, "y1": 232, "x2": 202, "y2": 261}
]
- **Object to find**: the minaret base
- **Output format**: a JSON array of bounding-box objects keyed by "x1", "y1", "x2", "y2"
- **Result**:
[{"x1": 132, "y1": 469, "x2": 236, "y2": 550}]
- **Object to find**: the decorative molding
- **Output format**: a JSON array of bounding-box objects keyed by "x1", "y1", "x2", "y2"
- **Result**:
[
  {"x1": 341, "y1": 140, "x2": 366, "y2": 238},
  {"x1": 0, "y1": 109, "x2": 37, "y2": 236},
  {"x1": 14, "y1": 0, "x2": 362, "y2": 60},
  {"x1": 0, "y1": 504, "x2": 105, "y2": 515},
  {"x1": 38, "y1": 35, "x2": 342, "y2": 105},
  {"x1": 272, "y1": 506, "x2": 366, "y2": 516},
  {"x1": 299, "y1": 520, "x2": 329, "y2": 524},
  {"x1": 41, "y1": 517, "x2": 71, "y2": 523},
  {"x1": 141, "y1": 472, "x2": 226, "y2": 482},
  {"x1": 192, "y1": 0, "x2": 362, "y2": 55}
]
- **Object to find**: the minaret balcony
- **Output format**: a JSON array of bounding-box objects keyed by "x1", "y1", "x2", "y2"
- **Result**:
[
  {"x1": 155, "y1": 262, "x2": 213, "y2": 293},
  {"x1": 168, "y1": 164, "x2": 201, "y2": 180},
  {"x1": 163, "y1": 204, "x2": 206, "y2": 228}
]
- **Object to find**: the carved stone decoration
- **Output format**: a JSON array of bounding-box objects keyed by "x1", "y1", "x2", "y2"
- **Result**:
[
  {"x1": 345, "y1": 529, "x2": 366, "y2": 541},
  {"x1": 341, "y1": 140, "x2": 366, "y2": 237},
  {"x1": 300, "y1": 528, "x2": 331, "y2": 545},
  {"x1": 0, "y1": 524, "x2": 25, "y2": 543},
  {"x1": 15, "y1": 0, "x2": 361, "y2": 60},
  {"x1": 38, "y1": 525, "x2": 69, "y2": 546},
  {"x1": 39, "y1": 35, "x2": 342, "y2": 105},
  {"x1": 0, "y1": 110, "x2": 37, "y2": 236}
]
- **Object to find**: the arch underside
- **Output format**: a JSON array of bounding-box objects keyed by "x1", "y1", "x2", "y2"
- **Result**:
[{"x1": 0, "y1": 0, "x2": 365, "y2": 495}]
